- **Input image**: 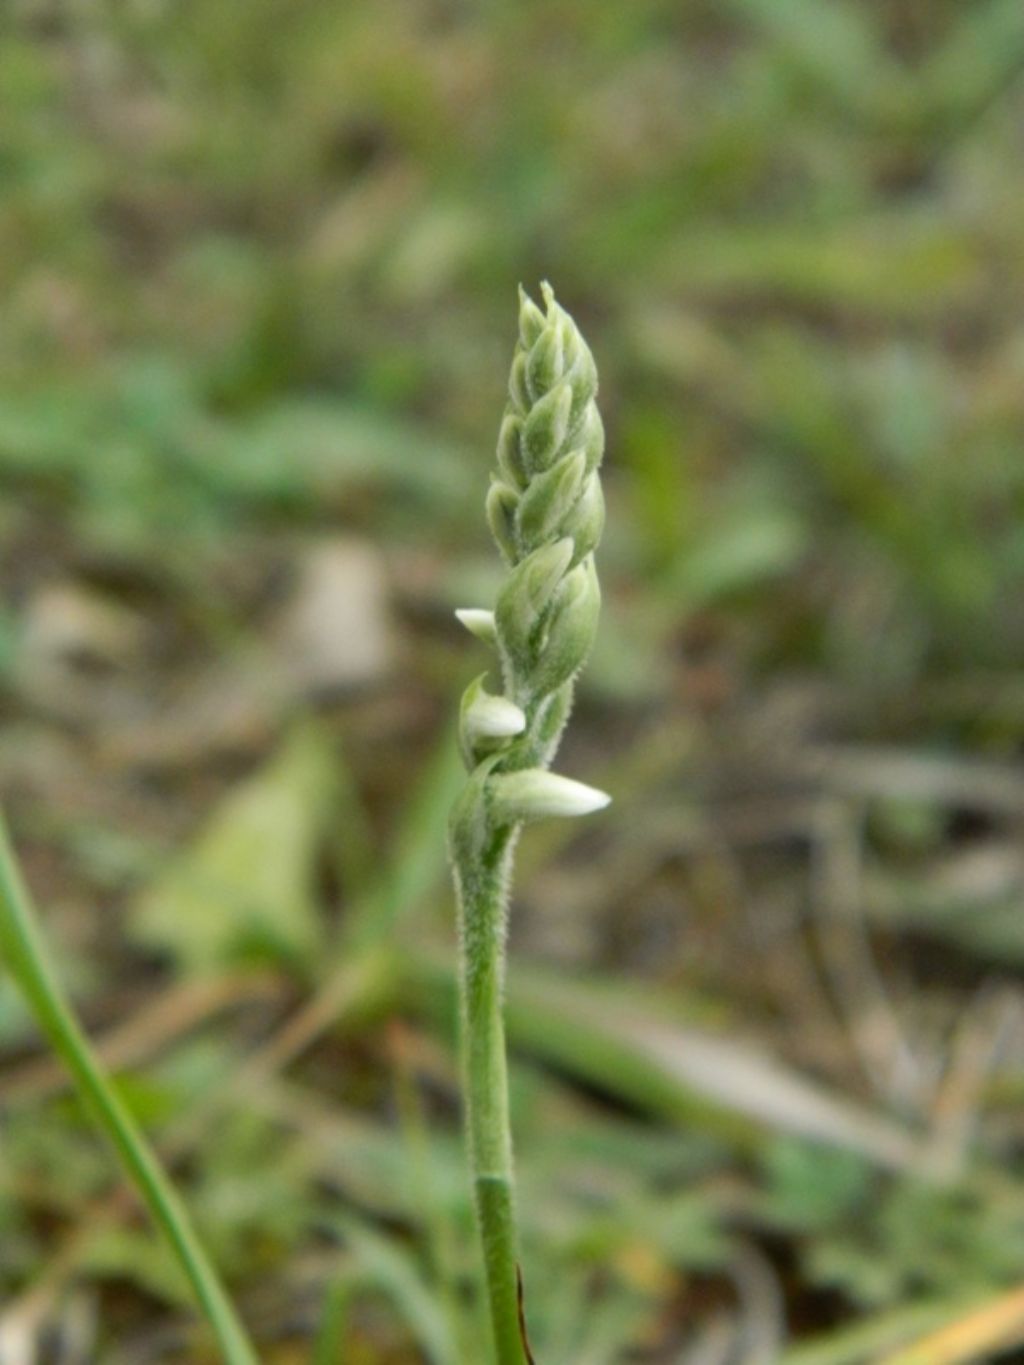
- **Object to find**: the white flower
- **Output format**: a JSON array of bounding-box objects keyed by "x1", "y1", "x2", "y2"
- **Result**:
[
  {"x1": 489, "y1": 768, "x2": 611, "y2": 823},
  {"x1": 459, "y1": 676, "x2": 526, "y2": 767}
]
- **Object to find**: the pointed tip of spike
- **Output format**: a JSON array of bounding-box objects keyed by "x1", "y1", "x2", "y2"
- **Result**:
[
  {"x1": 517, "y1": 285, "x2": 547, "y2": 350},
  {"x1": 540, "y1": 279, "x2": 555, "y2": 311}
]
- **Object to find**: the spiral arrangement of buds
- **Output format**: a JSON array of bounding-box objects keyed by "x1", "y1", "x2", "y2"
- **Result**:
[
  {"x1": 449, "y1": 284, "x2": 609, "y2": 1365},
  {"x1": 453, "y1": 282, "x2": 610, "y2": 819}
]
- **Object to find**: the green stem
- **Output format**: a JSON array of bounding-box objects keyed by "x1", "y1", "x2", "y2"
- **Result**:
[
  {"x1": 455, "y1": 826, "x2": 529, "y2": 1365},
  {"x1": 0, "y1": 813, "x2": 259, "y2": 1365}
]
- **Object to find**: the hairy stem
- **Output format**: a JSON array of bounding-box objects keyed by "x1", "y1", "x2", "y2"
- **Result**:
[
  {"x1": 454, "y1": 824, "x2": 529, "y2": 1365},
  {"x1": 0, "y1": 814, "x2": 259, "y2": 1365}
]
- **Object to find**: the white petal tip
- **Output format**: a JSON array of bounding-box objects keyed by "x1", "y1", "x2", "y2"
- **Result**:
[
  {"x1": 557, "y1": 780, "x2": 611, "y2": 816},
  {"x1": 455, "y1": 608, "x2": 497, "y2": 644}
]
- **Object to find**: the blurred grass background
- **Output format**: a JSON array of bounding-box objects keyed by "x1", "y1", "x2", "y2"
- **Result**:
[{"x1": 2, "y1": 0, "x2": 1024, "y2": 1360}]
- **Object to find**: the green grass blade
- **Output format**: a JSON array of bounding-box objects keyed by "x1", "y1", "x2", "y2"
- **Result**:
[{"x1": 0, "y1": 813, "x2": 259, "y2": 1365}]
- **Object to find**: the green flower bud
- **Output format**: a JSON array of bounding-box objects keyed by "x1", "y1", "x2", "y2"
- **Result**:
[
  {"x1": 560, "y1": 311, "x2": 581, "y2": 367},
  {"x1": 539, "y1": 280, "x2": 559, "y2": 314},
  {"x1": 486, "y1": 480, "x2": 520, "y2": 564},
  {"x1": 516, "y1": 449, "x2": 587, "y2": 549},
  {"x1": 522, "y1": 380, "x2": 572, "y2": 473},
  {"x1": 567, "y1": 342, "x2": 598, "y2": 432},
  {"x1": 509, "y1": 350, "x2": 531, "y2": 415},
  {"x1": 495, "y1": 412, "x2": 528, "y2": 491},
  {"x1": 526, "y1": 320, "x2": 564, "y2": 401},
  {"x1": 518, "y1": 284, "x2": 546, "y2": 349},
  {"x1": 576, "y1": 402, "x2": 605, "y2": 473},
  {"x1": 495, "y1": 537, "x2": 573, "y2": 664},
  {"x1": 530, "y1": 554, "x2": 600, "y2": 695},
  {"x1": 562, "y1": 471, "x2": 605, "y2": 564}
]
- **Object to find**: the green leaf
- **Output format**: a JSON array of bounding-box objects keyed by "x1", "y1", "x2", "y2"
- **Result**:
[{"x1": 133, "y1": 724, "x2": 336, "y2": 971}]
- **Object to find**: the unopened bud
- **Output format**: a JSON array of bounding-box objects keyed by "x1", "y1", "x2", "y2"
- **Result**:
[
  {"x1": 567, "y1": 343, "x2": 598, "y2": 432},
  {"x1": 496, "y1": 413, "x2": 527, "y2": 490},
  {"x1": 459, "y1": 675, "x2": 526, "y2": 769},
  {"x1": 531, "y1": 554, "x2": 600, "y2": 694},
  {"x1": 509, "y1": 350, "x2": 531, "y2": 415},
  {"x1": 455, "y1": 609, "x2": 497, "y2": 645},
  {"x1": 526, "y1": 320, "x2": 565, "y2": 400},
  {"x1": 523, "y1": 381, "x2": 572, "y2": 473},
  {"x1": 486, "y1": 480, "x2": 520, "y2": 564},
  {"x1": 489, "y1": 768, "x2": 611, "y2": 823},
  {"x1": 576, "y1": 403, "x2": 605, "y2": 474},
  {"x1": 495, "y1": 538, "x2": 573, "y2": 661},
  {"x1": 562, "y1": 472, "x2": 605, "y2": 564},
  {"x1": 518, "y1": 285, "x2": 546, "y2": 349},
  {"x1": 517, "y1": 450, "x2": 587, "y2": 548}
]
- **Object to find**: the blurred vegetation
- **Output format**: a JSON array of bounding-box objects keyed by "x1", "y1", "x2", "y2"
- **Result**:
[{"x1": 2, "y1": 0, "x2": 1024, "y2": 1360}]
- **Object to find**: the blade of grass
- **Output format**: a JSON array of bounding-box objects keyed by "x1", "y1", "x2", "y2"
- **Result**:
[
  {"x1": 334, "y1": 1214, "x2": 458, "y2": 1365},
  {"x1": 0, "y1": 813, "x2": 259, "y2": 1365},
  {"x1": 311, "y1": 1276, "x2": 354, "y2": 1365},
  {"x1": 391, "y1": 1022, "x2": 475, "y2": 1365},
  {"x1": 877, "y1": 1283, "x2": 1024, "y2": 1365},
  {"x1": 780, "y1": 1301, "x2": 975, "y2": 1365}
]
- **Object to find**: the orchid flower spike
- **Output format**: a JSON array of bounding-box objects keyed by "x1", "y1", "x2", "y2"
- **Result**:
[
  {"x1": 447, "y1": 283, "x2": 609, "y2": 1365},
  {"x1": 452, "y1": 281, "x2": 608, "y2": 794}
]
